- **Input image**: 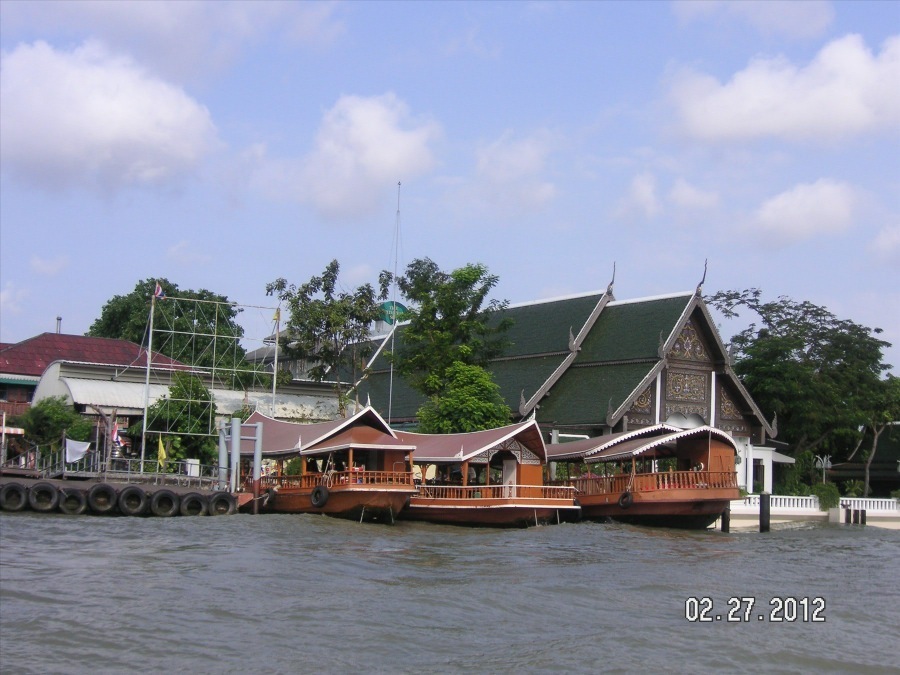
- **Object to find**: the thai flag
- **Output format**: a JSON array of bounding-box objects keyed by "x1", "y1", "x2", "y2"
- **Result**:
[
  {"x1": 112, "y1": 422, "x2": 123, "y2": 447},
  {"x1": 154, "y1": 282, "x2": 166, "y2": 299}
]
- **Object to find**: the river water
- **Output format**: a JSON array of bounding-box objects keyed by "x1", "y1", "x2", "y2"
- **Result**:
[{"x1": 1, "y1": 513, "x2": 897, "y2": 674}]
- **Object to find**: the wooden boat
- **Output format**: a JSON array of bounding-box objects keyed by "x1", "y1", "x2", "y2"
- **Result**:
[
  {"x1": 547, "y1": 424, "x2": 740, "y2": 529},
  {"x1": 394, "y1": 420, "x2": 580, "y2": 527},
  {"x1": 243, "y1": 407, "x2": 417, "y2": 523}
]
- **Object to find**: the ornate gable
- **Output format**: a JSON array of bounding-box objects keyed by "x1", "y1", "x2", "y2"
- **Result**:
[{"x1": 667, "y1": 320, "x2": 711, "y2": 363}]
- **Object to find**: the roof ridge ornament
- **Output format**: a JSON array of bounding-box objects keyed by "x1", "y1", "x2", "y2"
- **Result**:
[
  {"x1": 607, "y1": 261, "x2": 616, "y2": 298},
  {"x1": 568, "y1": 326, "x2": 578, "y2": 352},
  {"x1": 696, "y1": 258, "x2": 708, "y2": 296},
  {"x1": 519, "y1": 389, "x2": 528, "y2": 417}
]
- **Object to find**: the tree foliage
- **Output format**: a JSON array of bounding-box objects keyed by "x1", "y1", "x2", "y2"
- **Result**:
[
  {"x1": 707, "y1": 288, "x2": 891, "y2": 460},
  {"x1": 143, "y1": 373, "x2": 218, "y2": 463},
  {"x1": 266, "y1": 260, "x2": 389, "y2": 414},
  {"x1": 13, "y1": 396, "x2": 92, "y2": 449},
  {"x1": 416, "y1": 361, "x2": 511, "y2": 434},
  {"x1": 386, "y1": 258, "x2": 512, "y2": 399},
  {"x1": 88, "y1": 278, "x2": 248, "y2": 376}
]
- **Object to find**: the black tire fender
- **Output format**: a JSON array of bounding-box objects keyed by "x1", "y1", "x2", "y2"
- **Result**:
[
  {"x1": 118, "y1": 485, "x2": 148, "y2": 516},
  {"x1": 0, "y1": 482, "x2": 28, "y2": 512},
  {"x1": 150, "y1": 489, "x2": 180, "y2": 517},
  {"x1": 87, "y1": 483, "x2": 118, "y2": 515},
  {"x1": 618, "y1": 491, "x2": 633, "y2": 509},
  {"x1": 59, "y1": 488, "x2": 88, "y2": 515},
  {"x1": 180, "y1": 492, "x2": 208, "y2": 517},
  {"x1": 310, "y1": 485, "x2": 329, "y2": 508},
  {"x1": 207, "y1": 492, "x2": 236, "y2": 516},
  {"x1": 28, "y1": 481, "x2": 60, "y2": 513}
]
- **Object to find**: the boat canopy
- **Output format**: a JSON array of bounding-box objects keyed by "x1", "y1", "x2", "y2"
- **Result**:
[
  {"x1": 546, "y1": 424, "x2": 738, "y2": 463},
  {"x1": 394, "y1": 419, "x2": 547, "y2": 464},
  {"x1": 240, "y1": 406, "x2": 411, "y2": 457}
]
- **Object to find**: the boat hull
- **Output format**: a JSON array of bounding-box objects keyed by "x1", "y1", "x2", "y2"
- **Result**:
[
  {"x1": 578, "y1": 487, "x2": 738, "y2": 529},
  {"x1": 266, "y1": 486, "x2": 415, "y2": 523},
  {"x1": 401, "y1": 497, "x2": 581, "y2": 528}
]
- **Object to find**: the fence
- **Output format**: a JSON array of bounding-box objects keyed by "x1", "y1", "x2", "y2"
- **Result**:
[{"x1": 734, "y1": 495, "x2": 899, "y2": 513}]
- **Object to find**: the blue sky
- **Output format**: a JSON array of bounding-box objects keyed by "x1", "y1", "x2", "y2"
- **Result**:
[{"x1": 1, "y1": 1, "x2": 898, "y2": 372}]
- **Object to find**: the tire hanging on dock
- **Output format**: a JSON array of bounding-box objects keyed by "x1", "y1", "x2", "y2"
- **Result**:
[
  {"x1": 28, "y1": 481, "x2": 60, "y2": 513},
  {"x1": 118, "y1": 485, "x2": 148, "y2": 516},
  {"x1": 59, "y1": 488, "x2": 88, "y2": 515},
  {"x1": 87, "y1": 483, "x2": 118, "y2": 515},
  {"x1": 207, "y1": 492, "x2": 236, "y2": 516},
  {"x1": 150, "y1": 489, "x2": 180, "y2": 518},
  {"x1": 180, "y1": 492, "x2": 208, "y2": 517},
  {"x1": 310, "y1": 485, "x2": 329, "y2": 508},
  {"x1": 0, "y1": 482, "x2": 28, "y2": 512}
]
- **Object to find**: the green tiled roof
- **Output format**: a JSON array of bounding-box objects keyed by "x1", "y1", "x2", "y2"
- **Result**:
[
  {"x1": 577, "y1": 294, "x2": 692, "y2": 363},
  {"x1": 354, "y1": 292, "x2": 694, "y2": 428},
  {"x1": 536, "y1": 362, "x2": 656, "y2": 426}
]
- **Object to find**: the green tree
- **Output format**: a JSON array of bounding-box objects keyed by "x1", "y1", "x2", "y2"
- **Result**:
[
  {"x1": 386, "y1": 258, "x2": 512, "y2": 399},
  {"x1": 266, "y1": 260, "x2": 389, "y2": 415},
  {"x1": 417, "y1": 361, "x2": 511, "y2": 433},
  {"x1": 13, "y1": 396, "x2": 92, "y2": 449},
  {"x1": 89, "y1": 278, "x2": 250, "y2": 384},
  {"x1": 143, "y1": 373, "x2": 218, "y2": 463},
  {"x1": 707, "y1": 289, "x2": 891, "y2": 461},
  {"x1": 848, "y1": 375, "x2": 900, "y2": 497}
]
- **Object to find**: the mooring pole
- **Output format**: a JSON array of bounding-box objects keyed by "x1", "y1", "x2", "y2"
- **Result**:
[
  {"x1": 252, "y1": 422, "x2": 262, "y2": 515},
  {"x1": 721, "y1": 506, "x2": 731, "y2": 533},
  {"x1": 230, "y1": 417, "x2": 241, "y2": 493},
  {"x1": 218, "y1": 419, "x2": 228, "y2": 491},
  {"x1": 759, "y1": 492, "x2": 771, "y2": 533}
]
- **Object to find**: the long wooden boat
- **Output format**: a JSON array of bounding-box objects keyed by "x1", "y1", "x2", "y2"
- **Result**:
[
  {"x1": 394, "y1": 421, "x2": 580, "y2": 527},
  {"x1": 242, "y1": 407, "x2": 417, "y2": 523},
  {"x1": 547, "y1": 424, "x2": 740, "y2": 529}
]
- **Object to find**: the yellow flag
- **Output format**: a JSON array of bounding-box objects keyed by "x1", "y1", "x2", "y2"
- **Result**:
[
  {"x1": 158, "y1": 435, "x2": 167, "y2": 468},
  {"x1": 273, "y1": 307, "x2": 281, "y2": 323}
]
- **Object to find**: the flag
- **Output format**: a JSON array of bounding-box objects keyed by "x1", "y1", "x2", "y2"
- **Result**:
[
  {"x1": 158, "y1": 435, "x2": 167, "y2": 468},
  {"x1": 112, "y1": 422, "x2": 123, "y2": 447},
  {"x1": 154, "y1": 282, "x2": 166, "y2": 299},
  {"x1": 65, "y1": 438, "x2": 91, "y2": 463},
  {"x1": 273, "y1": 307, "x2": 281, "y2": 323}
]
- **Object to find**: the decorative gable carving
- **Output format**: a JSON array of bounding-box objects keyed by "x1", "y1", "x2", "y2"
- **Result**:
[{"x1": 668, "y1": 321, "x2": 710, "y2": 362}]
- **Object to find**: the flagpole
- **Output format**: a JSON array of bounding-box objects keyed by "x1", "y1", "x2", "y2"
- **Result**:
[{"x1": 140, "y1": 292, "x2": 156, "y2": 473}]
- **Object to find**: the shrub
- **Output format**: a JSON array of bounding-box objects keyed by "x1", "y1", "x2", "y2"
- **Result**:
[
  {"x1": 809, "y1": 482, "x2": 841, "y2": 511},
  {"x1": 842, "y1": 480, "x2": 865, "y2": 498}
]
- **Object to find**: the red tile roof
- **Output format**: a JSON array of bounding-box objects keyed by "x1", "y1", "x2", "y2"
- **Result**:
[{"x1": 0, "y1": 333, "x2": 185, "y2": 377}]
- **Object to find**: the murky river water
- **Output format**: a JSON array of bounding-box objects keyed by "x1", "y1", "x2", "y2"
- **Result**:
[{"x1": 1, "y1": 513, "x2": 897, "y2": 674}]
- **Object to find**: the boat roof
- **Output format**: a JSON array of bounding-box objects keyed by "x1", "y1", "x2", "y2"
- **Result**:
[
  {"x1": 392, "y1": 419, "x2": 547, "y2": 464},
  {"x1": 546, "y1": 424, "x2": 738, "y2": 463},
  {"x1": 241, "y1": 406, "x2": 412, "y2": 457}
]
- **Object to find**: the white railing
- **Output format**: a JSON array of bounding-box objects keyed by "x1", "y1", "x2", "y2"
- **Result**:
[
  {"x1": 838, "y1": 497, "x2": 900, "y2": 512},
  {"x1": 734, "y1": 495, "x2": 900, "y2": 513}
]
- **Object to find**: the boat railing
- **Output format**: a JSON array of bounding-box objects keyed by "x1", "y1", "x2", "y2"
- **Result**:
[
  {"x1": 417, "y1": 484, "x2": 577, "y2": 500},
  {"x1": 568, "y1": 471, "x2": 738, "y2": 495},
  {"x1": 262, "y1": 470, "x2": 415, "y2": 490}
]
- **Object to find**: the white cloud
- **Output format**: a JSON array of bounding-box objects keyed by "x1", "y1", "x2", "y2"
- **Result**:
[
  {"x1": 673, "y1": 0, "x2": 834, "y2": 40},
  {"x1": 753, "y1": 179, "x2": 856, "y2": 244},
  {"x1": 669, "y1": 178, "x2": 719, "y2": 210},
  {"x1": 467, "y1": 131, "x2": 557, "y2": 215},
  {"x1": 0, "y1": 283, "x2": 28, "y2": 315},
  {"x1": 615, "y1": 172, "x2": 661, "y2": 220},
  {"x1": 30, "y1": 255, "x2": 69, "y2": 276},
  {"x1": 0, "y1": 41, "x2": 219, "y2": 192},
  {"x1": 870, "y1": 224, "x2": 900, "y2": 264},
  {"x1": 0, "y1": 1, "x2": 345, "y2": 81},
  {"x1": 167, "y1": 241, "x2": 211, "y2": 266},
  {"x1": 298, "y1": 93, "x2": 440, "y2": 221},
  {"x1": 670, "y1": 34, "x2": 900, "y2": 142}
]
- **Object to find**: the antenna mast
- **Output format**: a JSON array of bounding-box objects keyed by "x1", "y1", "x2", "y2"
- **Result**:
[{"x1": 387, "y1": 181, "x2": 402, "y2": 422}]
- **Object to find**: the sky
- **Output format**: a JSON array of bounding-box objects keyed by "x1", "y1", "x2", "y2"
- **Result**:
[{"x1": 1, "y1": 0, "x2": 898, "y2": 373}]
